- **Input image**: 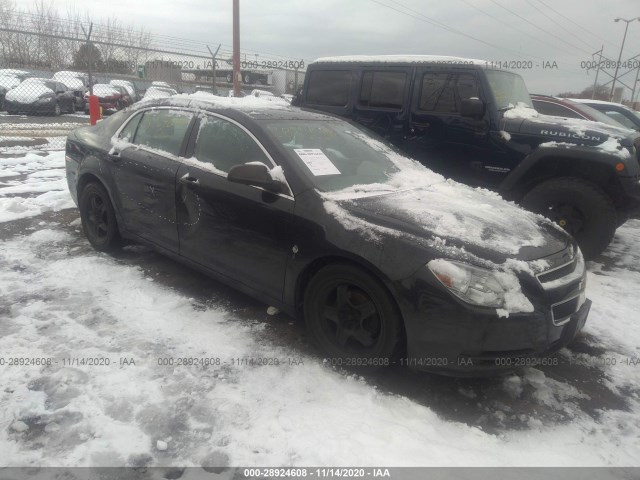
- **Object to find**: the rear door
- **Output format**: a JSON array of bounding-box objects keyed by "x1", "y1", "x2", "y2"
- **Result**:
[
  {"x1": 176, "y1": 113, "x2": 294, "y2": 302},
  {"x1": 109, "y1": 108, "x2": 195, "y2": 252}
]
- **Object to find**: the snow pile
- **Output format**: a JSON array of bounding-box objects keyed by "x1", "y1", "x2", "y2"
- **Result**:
[
  {"x1": 502, "y1": 102, "x2": 539, "y2": 119},
  {"x1": 0, "y1": 151, "x2": 74, "y2": 222}
]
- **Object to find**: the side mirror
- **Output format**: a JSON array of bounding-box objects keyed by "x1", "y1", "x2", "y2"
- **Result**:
[
  {"x1": 227, "y1": 162, "x2": 285, "y2": 193},
  {"x1": 460, "y1": 98, "x2": 485, "y2": 119}
]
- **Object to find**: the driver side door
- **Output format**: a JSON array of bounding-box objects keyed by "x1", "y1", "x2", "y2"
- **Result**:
[{"x1": 176, "y1": 113, "x2": 294, "y2": 303}]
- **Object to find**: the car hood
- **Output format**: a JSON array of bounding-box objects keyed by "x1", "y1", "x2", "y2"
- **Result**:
[{"x1": 331, "y1": 183, "x2": 569, "y2": 262}]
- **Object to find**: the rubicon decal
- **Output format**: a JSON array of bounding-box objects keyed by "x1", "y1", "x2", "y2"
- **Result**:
[{"x1": 540, "y1": 130, "x2": 602, "y2": 142}]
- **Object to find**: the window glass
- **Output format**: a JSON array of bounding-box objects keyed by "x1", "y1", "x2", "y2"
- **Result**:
[
  {"x1": 306, "y1": 70, "x2": 351, "y2": 106},
  {"x1": 359, "y1": 71, "x2": 406, "y2": 109},
  {"x1": 605, "y1": 111, "x2": 637, "y2": 129},
  {"x1": 532, "y1": 100, "x2": 583, "y2": 119},
  {"x1": 194, "y1": 116, "x2": 269, "y2": 173},
  {"x1": 132, "y1": 109, "x2": 192, "y2": 156},
  {"x1": 119, "y1": 113, "x2": 143, "y2": 141},
  {"x1": 419, "y1": 73, "x2": 479, "y2": 113}
]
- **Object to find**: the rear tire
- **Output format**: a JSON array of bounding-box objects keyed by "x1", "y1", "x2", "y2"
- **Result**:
[
  {"x1": 52, "y1": 102, "x2": 61, "y2": 116},
  {"x1": 79, "y1": 182, "x2": 121, "y2": 252},
  {"x1": 304, "y1": 264, "x2": 403, "y2": 371},
  {"x1": 521, "y1": 177, "x2": 617, "y2": 260}
]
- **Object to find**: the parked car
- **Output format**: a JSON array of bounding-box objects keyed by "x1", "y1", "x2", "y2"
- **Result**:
[
  {"x1": 110, "y1": 85, "x2": 133, "y2": 108},
  {"x1": 0, "y1": 75, "x2": 21, "y2": 111},
  {"x1": 294, "y1": 55, "x2": 640, "y2": 259},
  {"x1": 84, "y1": 84, "x2": 125, "y2": 113},
  {"x1": 142, "y1": 86, "x2": 178, "y2": 100},
  {"x1": 4, "y1": 78, "x2": 75, "y2": 115},
  {"x1": 65, "y1": 95, "x2": 590, "y2": 375},
  {"x1": 0, "y1": 69, "x2": 34, "y2": 81},
  {"x1": 110, "y1": 79, "x2": 138, "y2": 102},
  {"x1": 569, "y1": 98, "x2": 640, "y2": 131},
  {"x1": 53, "y1": 71, "x2": 89, "y2": 111},
  {"x1": 531, "y1": 95, "x2": 629, "y2": 129}
]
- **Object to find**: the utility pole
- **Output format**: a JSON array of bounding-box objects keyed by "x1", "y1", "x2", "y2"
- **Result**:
[
  {"x1": 232, "y1": 0, "x2": 240, "y2": 97},
  {"x1": 592, "y1": 45, "x2": 604, "y2": 99},
  {"x1": 81, "y1": 22, "x2": 94, "y2": 95},
  {"x1": 610, "y1": 17, "x2": 640, "y2": 102},
  {"x1": 207, "y1": 44, "x2": 221, "y2": 94}
]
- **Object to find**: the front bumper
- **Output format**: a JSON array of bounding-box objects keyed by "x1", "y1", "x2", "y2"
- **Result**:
[
  {"x1": 394, "y1": 265, "x2": 590, "y2": 376},
  {"x1": 4, "y1": 99, "x2": 55, "y2": 114}
]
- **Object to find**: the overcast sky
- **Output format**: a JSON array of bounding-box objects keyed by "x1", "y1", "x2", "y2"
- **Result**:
[{"x1": 59, "y1": 0, "x2": 640, "y2": 98}]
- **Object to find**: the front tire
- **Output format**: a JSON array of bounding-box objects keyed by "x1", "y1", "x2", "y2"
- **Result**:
[
  {"x1": 521, "y1": 177, "x2": 617, "y2": 260},
  {"x1": 79, "y1": 182, "x2": 121, "y2": 252},
  {"x1": 52, "y1": 102, "x2": 61, "y2": 116},
  {"x1": 304, "y1": 264, "x2": 403, "y2": 370}
]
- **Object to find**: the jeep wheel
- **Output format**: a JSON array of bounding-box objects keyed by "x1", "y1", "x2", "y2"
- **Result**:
[{"x1": 522, "y1": 177, "x2": 617, "y2": 260}]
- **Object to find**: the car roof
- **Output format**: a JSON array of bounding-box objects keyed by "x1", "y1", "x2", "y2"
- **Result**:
[
  {"x1": 134, "y1": 92, "x2": 337, "y2": 121},
  {"x1": 312, "y1": 54, "x2": 488, "y2": 66}
]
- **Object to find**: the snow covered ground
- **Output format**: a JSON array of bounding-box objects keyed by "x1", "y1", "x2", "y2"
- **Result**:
[{"x1": 0, "y1": 145, "x2": 639, "y2": 468}]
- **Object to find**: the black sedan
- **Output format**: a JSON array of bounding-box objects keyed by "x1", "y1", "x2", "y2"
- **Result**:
[
  {"x1": 4, "y1": 79, "x2": 76, "y2": 115},
  {"x1": 65, "y1": 96, "x2": 590, "y2": 375}
]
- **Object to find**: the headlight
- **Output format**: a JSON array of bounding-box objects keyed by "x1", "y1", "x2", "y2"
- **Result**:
[{"x1": 427, "y1": 259, "x2": 507, "y2": 308}]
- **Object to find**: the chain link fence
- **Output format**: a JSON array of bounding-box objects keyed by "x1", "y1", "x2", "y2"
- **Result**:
[{"x1": 0, "y1": 27, "x2": 306, "y2": 152}]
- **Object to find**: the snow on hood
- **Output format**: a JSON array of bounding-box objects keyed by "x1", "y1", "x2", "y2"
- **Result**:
[
  {"x1": 330, "y1": 182, "x2": 566, "y2": 258},
  {"x1": 321, "y1": 133, "x2": 568, "y2": 260},
  {"x1": 502, "y1": 102, "x2": 540, "y2": 119},
  {"x1": 58, "y1": 77, "x2": 84, "y2": 90},
  {"x1": 5, "y1": 83, "x2": 53, "y2": 103},
  {"x1": 0, "y1": 75, "x2": 20, "y2": 91}
]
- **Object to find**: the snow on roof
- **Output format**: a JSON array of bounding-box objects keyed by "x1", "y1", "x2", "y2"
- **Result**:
[
  {"x1": 313, "y1": 55, "x2": 488, "y2": 65},
  {"x1": 168, "y1": 91, "x2": 292, "y2": 111},
  {"x1": 567, "y1": 98, "x2": 636, "y2": 110}
]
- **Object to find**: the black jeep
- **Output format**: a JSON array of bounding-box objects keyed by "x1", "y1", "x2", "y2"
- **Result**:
[{"x1": 294, "y1": 55, "x2": 640, "y2": 259}]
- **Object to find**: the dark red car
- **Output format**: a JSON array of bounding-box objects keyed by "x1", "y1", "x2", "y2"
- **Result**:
[
  {"x1": 84, "y1": 84, "x2": 127, "y2": 113},
  {"x1": 531, "y1": 95, "x2": 628, "y2": 128}
]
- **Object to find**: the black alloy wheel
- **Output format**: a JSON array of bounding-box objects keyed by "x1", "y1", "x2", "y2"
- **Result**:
[
  {"x1": 79, "y1": 182, "x2": 121, "y2": 251},
  {"x1": 304, "y1": 264, "x2": 402, "y2": 370}
]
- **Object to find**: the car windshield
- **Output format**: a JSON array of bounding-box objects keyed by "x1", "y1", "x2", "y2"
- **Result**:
[
  {"x1": 485, "y1": 70, "x2": 533, "y2": 110},
  {"x1": 566, "y1": 101, "x2": 629, "y2": 128},
  {"x1": 261, "y1": 119, "x2": 441, "y2": 193}
]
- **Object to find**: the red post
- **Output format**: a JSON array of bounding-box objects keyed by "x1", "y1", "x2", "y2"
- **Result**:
[
  {"x1": 232, "y1": 0, "x2": 240, "y2": 97},
  {"x1": 89, "y1": 95, "x2": 101, "y2": 125}
]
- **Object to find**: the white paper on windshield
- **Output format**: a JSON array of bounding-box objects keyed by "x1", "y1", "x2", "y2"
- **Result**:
[{"x1": 294, "y1": 149, "x2": 341, "y2": 176}]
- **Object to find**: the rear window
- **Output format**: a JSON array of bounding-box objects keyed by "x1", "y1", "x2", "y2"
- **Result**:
[
  {"x1": 359, "y1": 71, "x2": 406, "y2": 109},
  {"x1": 306, "y1": 70, "x2": 351, "y2": 107}
]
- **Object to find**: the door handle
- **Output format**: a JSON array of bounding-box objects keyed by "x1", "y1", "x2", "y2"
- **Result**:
[
  {"x1": 107, "y1": 151, "x2": 121, "y2": 163},
  {"x1": 179, "y1": 173, "x2": 200, "y2": 186}
]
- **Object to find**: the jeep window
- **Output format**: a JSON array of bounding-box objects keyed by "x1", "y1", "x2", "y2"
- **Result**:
[
  {"x1": 130, "y1": 109, "x2": 193, "y2": 156},
  {"x1": 306, "y1": 70, "x2": 351, "y2": 106},
  {"x1": 419, "y1": 73, "x2": 479, "y2": 113},
  {"x1": 359, "y1": 71, "x2": 406, "y2": 109},
  {"x1": 484, "y1": 70, "x2": 533, "y2": 110},
  {"x1": 194, "y1": 116, "x2": 270, "y2": 173}
]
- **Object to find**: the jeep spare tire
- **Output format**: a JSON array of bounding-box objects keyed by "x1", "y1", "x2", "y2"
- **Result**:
[{"x1": 521, "y1": 177, "x2": 617, "y2": 260}]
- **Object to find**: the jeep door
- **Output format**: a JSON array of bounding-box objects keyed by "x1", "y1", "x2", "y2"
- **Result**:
[
  {"x1": 108, "y1": 108, "x2": 195, "y2": 252},
  {"x1": 407, "y1": 69, "x2": 507, "y2": 187},
  {"x1": 353, "y1": 68, "x2": 412, "y2": 144},
  {"x1": 175, "y1": 113, "x2": 294, "y2": 303}
]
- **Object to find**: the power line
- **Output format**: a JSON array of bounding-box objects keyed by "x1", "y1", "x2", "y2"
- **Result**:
[
  {"x1": 535, "y1": 0, "x2": 611, "y2": 46},
  {"x1": 369, "y1": 0, "x2": 544, "y2": 59},
  {"x1": 488, "y1": 0, "x2": 594, "y2": 56},
  {"x1": 523, "y1": 0, "x2": 599, "y2": 52}
]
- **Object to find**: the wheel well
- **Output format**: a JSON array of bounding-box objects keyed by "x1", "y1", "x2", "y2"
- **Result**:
[
  {"x1": 76, "y1": 173, "x2": 103, "y2": 200},
  {"x1": 510, "y1": 156, "x2": 626, "y2": 209},
  {"x1": 294, "y1": 255, "x2": 407, "y2": 349}
]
